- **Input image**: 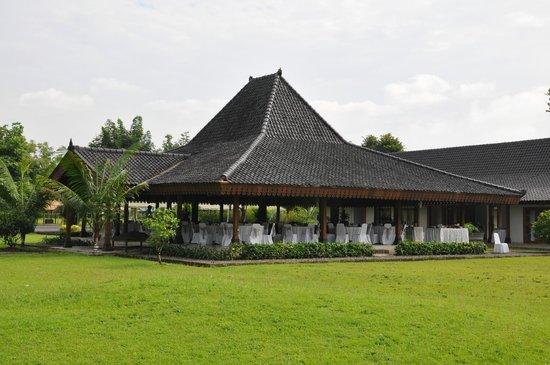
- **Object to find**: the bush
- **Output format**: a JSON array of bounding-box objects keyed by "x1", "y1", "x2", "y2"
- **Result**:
[
  {"x1": 59, "y1": 224, "x2": 81, "y2": 233},
  {"x1": 395, "y1": 241, "x2": 486, "y2": 256},
  {"x1": 162, "y1": 242, "x2": 373, "y2": 261},
  {"x1": 532, "y1": 210, "x2": 550, "y2": 242}
]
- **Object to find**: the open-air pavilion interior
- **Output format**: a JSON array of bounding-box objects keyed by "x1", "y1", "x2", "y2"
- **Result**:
[{"x1": 52, "y1": 70, "x2": 524, "y2": 248}]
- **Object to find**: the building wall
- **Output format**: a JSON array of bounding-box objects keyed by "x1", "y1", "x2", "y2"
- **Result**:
[{"x1": 510, "y1": 205, "x2": 523, "y2": 244}]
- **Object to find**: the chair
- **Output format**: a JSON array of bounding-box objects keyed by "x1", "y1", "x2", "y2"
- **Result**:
[
  {"x1": 181, "y1": 221, "x2": 192, "y2": 244},
  {"x1": 263, "y1": 223, "x2": 276, "y2": 244},
  {"x1": 197, "y1": 223, "x2": 209, "y2": 245},
  {"x1": 283, "y1": 224, "x2": 298, "y2": 243},
  {"x1": 249, "y1": 224, "x2": 264, "y2": 244},
  {"x1": 493, "y1": 232, "x2": 510, "y2": 254},
  {"x1": 335, "y1": 223, "x2": 349, "y2": 243},
  {"x1": 400, "y1": 224, "x2": 408, "y2": 242},
  {"x1": 191, "y1": 223, "x2": 200, "y2": 244},
  {"x1": 308, "y1": 224, "x2": 319, "y2": 243},
  {"x1": 382, "y1": 224, "x2": 395, "y2": 245},
  {"x1": 221, "y1": 223, "x2": 232, "y2": 246},
  {"x1": 357, "y1": 223, "x2": 371, "y2": 243}
]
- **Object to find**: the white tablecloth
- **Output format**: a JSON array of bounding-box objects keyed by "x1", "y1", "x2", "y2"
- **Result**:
[
  {"x1": 238, "y1": 225, "x2": 253, "y2": 243},
  {"x1": 346, "y1": 226, "x2": 362, "y2": 242},
  {"x1": 425, "y1": 228, "x2": 469, "y2": 243},
  {"x1": 292, "y1": 226, "x2": 310, "y2": 242},
  {"x1": 404, "y1": 226, "x2": 424, "y2": 242}
]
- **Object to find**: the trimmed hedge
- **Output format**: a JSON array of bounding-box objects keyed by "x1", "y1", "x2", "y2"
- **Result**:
[
  {"x1": 395, "y1": 240, "x2": 487, "y2": 256},
  {"x1": 162, "y1": 242, "x2": 373, "y2": 261}
]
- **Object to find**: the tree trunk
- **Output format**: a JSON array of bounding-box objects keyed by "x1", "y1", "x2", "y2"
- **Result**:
[
  {"x1": 93, "y1": 223, "x2": 100, "y2": 246},
  {"x1": 157, "y1": 250, "x2": 162, "y2": 264},
  {"x1": 103, "y1": 220, "x2": 112, "y2": 250},
  {"x1": 80, "y1": 216, "x2": 87, "y2": 237},
  {"x1": 20, "y1": 233, "x2": 26, "y2": 246}
]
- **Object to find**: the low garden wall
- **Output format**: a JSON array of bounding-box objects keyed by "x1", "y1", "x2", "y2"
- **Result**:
[
  {"x1": 162, "y1": 242, "x2": 374, "y2": 261},
  {"x1": 395, "y1": 241, "x2": 487, "y2": 256}
]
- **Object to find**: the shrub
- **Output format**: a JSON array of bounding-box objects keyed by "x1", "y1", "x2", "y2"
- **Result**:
[
  {"x1": 59, "y1": 224, "x2": 81, "y2": 233},
  {"x1": 532, "y1": 210, "x2": 550, "y2": 242},
  {"x1": 464, "y1": 222, "x2": 480, "y2": 234},
  {"x1": 142, "y1": 208, "x2": 179, "y2": 264},
  {"x1": 162, "y1": 242, "x2": 373, "y2": 261},
  {"x1": 395, "y1": 241, "x2": 486, "y2": 256}
]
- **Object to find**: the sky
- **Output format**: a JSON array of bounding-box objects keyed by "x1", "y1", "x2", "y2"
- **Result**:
[{"x1": 1, "y1": 0, "x2": 549, "y2": 151}]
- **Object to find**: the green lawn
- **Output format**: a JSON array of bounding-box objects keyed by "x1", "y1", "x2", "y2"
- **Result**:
[{"x1": 0, "y1": 254, "x2": 548, "y2": 364}]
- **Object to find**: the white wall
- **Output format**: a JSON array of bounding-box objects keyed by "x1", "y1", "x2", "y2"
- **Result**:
[
  {"x1": 510, "y1": 205, "x2": 523, "y2": 243},
  {"x1": 365, "y1": 207, "x2": 374, "y2": 223}
]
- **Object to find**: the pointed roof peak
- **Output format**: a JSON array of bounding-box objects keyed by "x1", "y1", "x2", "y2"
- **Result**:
[{"x1": 68, "y1": 139, "x2": 74, "y2": 151}]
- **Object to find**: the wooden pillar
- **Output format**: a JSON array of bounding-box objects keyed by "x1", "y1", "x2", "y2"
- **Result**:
[
  {"x1": 504, "y1": 205, "x2": 511, "y2": 243},
  {"x1": 394, "y1": 203, "x2": 401, "y2": 244},
  {"x1": 167, "y1": 200, "x2": 172, "y2": 209},
  {"x1": 374, "y1": 205, "x2": 380, "y2": 225},
  {"x1": 232, "y1": 199, "x2": 240, "y2": 243},
  {"x1": 219, "y1": 204, "x2": 224, "y2": 223},
  {"x1": 484, "y1": 204, "x2": 490, "y2": 242},
  {"x1": 489, "y1": 205, "x2": 495, "y2": 242},
  {"x1": 276, "y1": 205, "x2": 281, "y2": 223},
  {"x1": 460, "y1": 206, "x2": 466, "y2": 226},
  {"x1": 257, "y1": 203, "x2": 267, "y2": 223},
  {"x1": 176, "y1": 196, "x2": 183, "y2": 244},
  {"x1": 427, "y1": 206, "x2": 432, "y2": 227},
  {"x1": 414, "y1": 205, "x2": 419, "y2": 226},
  {"x1": 191, "y1": 202, "x2": 199, "y2": 223},
  {"x1": 64, "y1": 206, "x2": 73, "y2": 244},
  {"x1": 330, "y1": 206, "x2": 339, "y2": 224},
  {"x1": 123, "y1": 202, "x2": 129, "y2": 234},
  {"x1": 155, "y1": 202, "x2": 159, "y2": 209},
  {"x1": 320, "y1": 199, "x2": 328, "y2": 242},
  {"x1": 452, "y1": 206, "x2": 457, "y2": 225}
]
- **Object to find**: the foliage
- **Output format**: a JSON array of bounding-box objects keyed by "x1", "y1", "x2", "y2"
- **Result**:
[
  {"x1": 0, "y1": 211, "x2": 20, "y2": 247},
  {"x1": 532, "y1": 210, "x2": 550, "y2": 241},
  {"x1": 89, "y1": 116, "x2": 155, "y2": 151},
  {"x1": 395, "y1": 240, "x2": 487, "y2": 256},
  {"x1": 361, "y1": 133, "x2": 404, "y2": 153},
  {"x1": 464, "y1": 222, "x2": 480, "y2": 234},
  {"x1": 283, "y1": 206, "x2": 318, "y2": 225},
  {"x1": 0, "y1": 122, "x2": 33, "y2": 175},
  {"x1": 546, "y1": 88, "x2": 550, "y2": 113},
  {"x1": 161, "y1": 132, "x2": 190, "y2": 152},
  {"x1": 59, "y1": 224, "x2": 81, "y2": 233},
  {"x1": 162, "y1": 242, "x2": 373, "y2": 261},
  {"x1": 142, "y1": 208, "x2": 179, "y2": 263},
  {"x1": 0, "y1": 159, "x2": 50, "y2": 245},
  {"x1": 49, "y1": 149, "x2": 147, "y2": 248}
]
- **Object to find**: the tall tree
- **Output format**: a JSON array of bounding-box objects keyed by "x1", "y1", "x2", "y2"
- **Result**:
[
  {"x1": 361, "y1": 133, "x2": 404, "y2": 153},
  {"x1": 546, "y1": 88, "x2": 550, "y2": 113},
  {"x1": 0, "y1": 122, "x2": 33, "y2": 175},
  {"x1": 89, "y1": 116, "x2": 154, "y2": 151},
  {"x1": 161, "y1": 132, "x2": 190, "y2": 152}
]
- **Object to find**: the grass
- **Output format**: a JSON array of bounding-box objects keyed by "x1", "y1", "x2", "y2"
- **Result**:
[
  {"x1": 0, "y1": 233, "x2": 57, "y2": 248},
  {"x1": 0, "y1": 254, "x2": 548, "y2": 364}
]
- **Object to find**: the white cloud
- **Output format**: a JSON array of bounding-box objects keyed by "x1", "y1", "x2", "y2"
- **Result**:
[
  {"x1": 506, "y1": 12, "x2": 546, "y2": 28},
  {"x1": 19, "y1": 88, "x2": 94, "y2": 109},
  {"x1": 457, "y1": 82, "x2": 496, "y2": 99},
  {"x1": 384, "y1": 74, "x2": 452, "y2": 106},
  {"x1": 90, "y1": 78, "x2": 142, "y2": 93}
]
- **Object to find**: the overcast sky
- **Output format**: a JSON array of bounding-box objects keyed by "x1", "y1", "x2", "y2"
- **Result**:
[{"x1": 1, "y1": 0, "x2": 549, "y2": 151}]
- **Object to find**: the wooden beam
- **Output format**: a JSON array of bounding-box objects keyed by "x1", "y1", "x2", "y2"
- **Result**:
[
  {"x1": 394, "y1": 203, "x2": 401, "y2": 244},
  {"x1": 191, "y1": 202, "x2": 199, "y2": 223},
  {"x1": 276, "y1": 205, "x2": 281, "y2": 223},
  {"x1": 219, "y1": 204, "x2": 224, "y2": 223},
  {"x1": 320, "y1": 199, "x2": 327, "y2": 242},
  {"x1": 232, "y1": 199, "x2": 240, "y2": 243},
  {"x1": 257, "y1": 203, "x2": 267, "y2": 223},
  {"x1": 176, "y1": 196, "x2": 183, "y2": 244}
]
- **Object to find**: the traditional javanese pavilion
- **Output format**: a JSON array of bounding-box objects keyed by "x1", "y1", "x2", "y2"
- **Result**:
[{"x1": 52, "y1": 69, "x2": 523, "y2": 244}]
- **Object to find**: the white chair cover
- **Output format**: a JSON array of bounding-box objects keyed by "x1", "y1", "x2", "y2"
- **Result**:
[
  {"x1": 357, "y1": 223, "x2": 370, "y2": 243},
  {"x1": 493, "y1": 232, "x2": 509, "y2": 254},
  {"x1": 283, "y1": 224, "x2": 298, "y2": 243},
  {"x1": 308, "y1": 224, "x2": 319, "y2": 243},
  {"x1": 181, "y1": 221, "x2": 192, "y2": 244},
  {"x1": 263, "y1": 223, "x2": 276, "y2": 244},
  {"x1": 382, "y1": 224, "x2": 395, "y2": 245},
  {"x1": 327, "y1": 223, "x2": 335, "y2": 234},
  {"x1": 336, "y1": 223, "x2": 349, "y2": 243},
  {"x1": 198, "y1": 223, "x2": 208, "y2": 245},
  {"x1": 249, "y1": 224, "x2": 263, "y2": 244},
  {"x1": 221, "y1": 223, "x2": 232, "y2": 246}
]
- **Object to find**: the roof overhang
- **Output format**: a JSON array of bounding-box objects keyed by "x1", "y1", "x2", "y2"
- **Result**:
[{"x1": 144, "y1": 182, "x2": 522, "y2": 205}]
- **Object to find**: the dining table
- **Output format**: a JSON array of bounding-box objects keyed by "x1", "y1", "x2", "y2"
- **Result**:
[{"x1": 425, "y1": 227, "x2": 469, "y2": 243}]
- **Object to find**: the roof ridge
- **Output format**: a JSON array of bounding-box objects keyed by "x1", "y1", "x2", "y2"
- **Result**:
[
  {"x1": 278, "y1": 76, "x2": 347, "y2": 144},
  {"x1": 221, "y1": 72, "x2": 281, "y2": 181},
  {"x1": 75, "y1": 145, "x2": 189, "y2": 157},
  {"x1": 399, "y1": 137, "x2": 550, "y2": 154},
  {"x1": 346, "y1": 142, "x2": 524, "y2": 195}
]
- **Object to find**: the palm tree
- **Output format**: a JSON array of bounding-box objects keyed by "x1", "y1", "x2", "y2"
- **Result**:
[
  {"x1": 0, "y1": 159, "x2": 50, "y2": 245},
  {"x1": 50, "y1": 149, "x2": 147, "y2": 249}
]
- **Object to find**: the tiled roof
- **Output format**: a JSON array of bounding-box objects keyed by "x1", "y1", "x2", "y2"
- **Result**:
[
  {"x1": 68, "y1": 70, "x2": 523, "y2": 199},
  {"x1": 72, "y1": 146, "x2": 187, "y2": 185},
  {"x1": 397, "y1": 138, "x2": 550, "y2": 202}
]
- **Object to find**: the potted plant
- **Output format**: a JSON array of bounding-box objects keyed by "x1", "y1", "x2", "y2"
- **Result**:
[{"x1": 465, "y1": 222, "x2": 484, "y2": 241}]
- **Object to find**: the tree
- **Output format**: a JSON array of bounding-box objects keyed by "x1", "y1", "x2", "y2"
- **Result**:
[
  {"x1": 161, "y1": 132, "x2": 190, "y2": 152},
  {"x1": 89, "y1": 116, "x2": 155, "y2": 151},
  {"x1": 532, "y1": 210, "x2": 550, "y2": 242},
  {"x1": 361, "y1": 133, "x2": 404, "y2": 153},
  {"x1": 0, "y1": 122, "x2": 33, "y2": 175},
  {"x1": 50, "y1": 149, "x2": 148, "y2": 249},
  {"x1": 546, "y1": 89, "x2": 550, "y2": 113},
  {"x1": 142, "y1": 208, "x2": 178, "y2": 264},
  {"x1": 0, "y1": 159, "x2": 50, "y2": 245}
]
